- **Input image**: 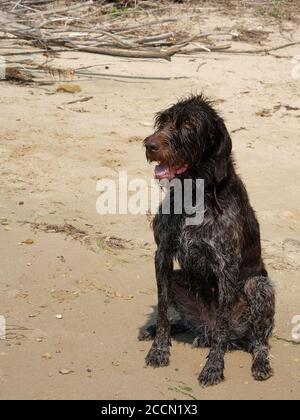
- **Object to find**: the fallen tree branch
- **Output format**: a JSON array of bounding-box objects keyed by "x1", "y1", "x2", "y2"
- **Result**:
[{"x1": 66, "y1": 43, "x2": 186, "y2": 61}]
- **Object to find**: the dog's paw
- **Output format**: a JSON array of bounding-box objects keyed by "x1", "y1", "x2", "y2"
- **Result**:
[
  {"x1": 192, "y1": 335, "x2": 211, "y2": 348},
  {"x1": 145, "y1": 346, "x2": 170, "y2": 368},
  {"x1": 252, "y1": 357, "x2": 273, "y2": 382},
  {"x1": 198, "y1": 363, "x2": 224, "y2": 387}
]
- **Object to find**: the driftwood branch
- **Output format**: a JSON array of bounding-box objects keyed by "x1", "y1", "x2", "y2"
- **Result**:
[
  {"x1": 0, "y1": 0, "x2": 299, "y2": 78},
  {"x1": 66, "y1": 43, "x2": 185, "y2": 61}
]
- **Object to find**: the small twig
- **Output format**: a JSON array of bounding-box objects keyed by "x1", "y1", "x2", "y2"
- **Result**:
[
  {"x1": 0, "y1": 48, "x2": 73, "y2": 56},
  {"x1": 273, "y1": 335, "x2": 300, "y2": 346},
  {"x1": 95, "y1": 30, "x2": 137, "y2": 48},
  {"x1": 180, "y1": 44, "x2": 232, "y2": 54},
  {"x1": 135, "y1": 32, "x2": 174, "y2": 44},
  {"x1": 65, "y1": 96, "x2": 93, "y2": 105},
  {"x1": 110, "y1": 18, "x2": 177, "y2": 34},
  {"x1": 76, "y1": 70, "x2": 189, "y2": 81},
  {"x1": 25, "y1": 0, "x2": 93, "y2": 17},
  {"x1": 219, "y1": 41, "x2": 300, "y2": 54}
]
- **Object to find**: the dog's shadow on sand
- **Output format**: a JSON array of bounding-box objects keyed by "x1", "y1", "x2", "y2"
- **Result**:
[{"x1": 139, "y1": 305, "x2": 195, "y2": 345}]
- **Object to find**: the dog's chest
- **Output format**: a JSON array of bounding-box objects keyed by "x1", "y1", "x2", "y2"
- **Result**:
[
  {"x1": 175, "y1": 212, "x2": 228, "y2": 274},
  {"x1": 177, "y1": 224, "x2": 213, "y2": 260}
]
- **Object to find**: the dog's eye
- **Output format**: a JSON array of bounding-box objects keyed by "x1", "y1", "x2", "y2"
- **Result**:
[{"x1": 183, "y1": 121, "x2": 193, "y2": 130}]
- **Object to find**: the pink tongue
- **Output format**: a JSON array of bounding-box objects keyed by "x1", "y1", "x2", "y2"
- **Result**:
[
  {"x1": 155, "y1": 164, "x2": 173, "y2": 180},
  {"x1": 155, "y1": 164, "x2": 187, "y2": 180}
]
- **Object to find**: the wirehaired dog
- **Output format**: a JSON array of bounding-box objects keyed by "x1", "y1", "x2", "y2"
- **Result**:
[{"x1": 139, "y1": 95, "x2": 275, "y2": 386}]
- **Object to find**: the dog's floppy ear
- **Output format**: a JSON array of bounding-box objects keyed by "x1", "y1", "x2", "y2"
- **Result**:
[{"x1": 214, "y1": 121, "x2": 232, "y2": 183}]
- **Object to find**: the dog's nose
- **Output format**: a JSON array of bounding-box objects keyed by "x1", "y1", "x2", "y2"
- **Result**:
[{"x1": 145, "y1": 138, "x2": 160, "y2": 153}]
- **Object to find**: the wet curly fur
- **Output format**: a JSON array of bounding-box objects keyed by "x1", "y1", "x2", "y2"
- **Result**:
[{"x1": 139, "y1": 95, "x2": 275, "y2": 387}]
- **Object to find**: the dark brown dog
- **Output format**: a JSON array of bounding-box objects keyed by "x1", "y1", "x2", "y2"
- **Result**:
[{"x1": 139, "y1": 95, "x2": 275, "y2": 387}]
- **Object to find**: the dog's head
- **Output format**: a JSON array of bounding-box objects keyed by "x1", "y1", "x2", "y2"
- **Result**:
[{"x1": 144, "y1": 95, "x2": 232, "y2": 183}]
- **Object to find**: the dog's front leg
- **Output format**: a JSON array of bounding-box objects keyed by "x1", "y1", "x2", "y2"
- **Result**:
[
  {"x1": 199, "y1": 269, "x2": 237, "y2": 386},
  {"x1": 145, "y1": 248, "x2": 173, "y2": 367}
]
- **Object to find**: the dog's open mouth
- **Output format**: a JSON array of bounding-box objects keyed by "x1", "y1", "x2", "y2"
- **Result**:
[{"x1": 154, "y1": 163, "x2": 188, "y2": 180}]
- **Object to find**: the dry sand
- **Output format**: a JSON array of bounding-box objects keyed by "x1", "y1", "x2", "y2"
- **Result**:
[{"x1": 0, "y1": 6, "x2": 300, "y2": 400}]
